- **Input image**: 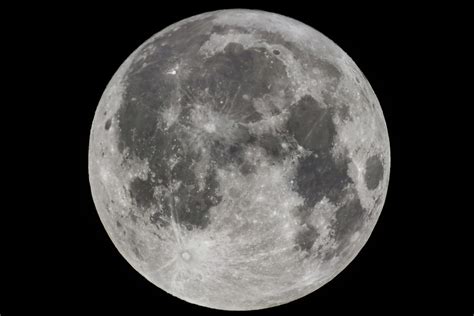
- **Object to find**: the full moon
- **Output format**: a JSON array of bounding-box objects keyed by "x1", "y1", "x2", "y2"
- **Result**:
[{"x1": 89, "y1": 9, "x2": 390, "y2": 310}]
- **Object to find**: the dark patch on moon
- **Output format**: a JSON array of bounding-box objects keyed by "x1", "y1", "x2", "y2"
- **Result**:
[
  {"x1": 292, "y1": 204, "x2": 322, "y2": 253},
  {"x1": 256, "y1": 133, "x2": 284, "y2": 160},
  {"x1": 333, "y1": 193, "x2": 365, "y2": 242},
  {"x1": 173, "y1": 169, "x2": 222, "y2": 230},
  {"x1": 228, "y1": 144, "x2": 245, "y2": 162},
  {"x1": 287, "y1": 95, "x2": 336, "y2": 153},
  {"x1": 132, "y1": 246, "x2": 142, "y2": 260},
  {"x1": 323, "y1": 192, "x2": 366, "y2": 261},
  {"x1": 293, "y1": 152, "x2": 352, "y2": 207},
  {"x1": 364, "y1": 154, "x2": 384, "y2": 190},
  {"x1": 119, "y1": 113, "x2": 222, "y2": 230},
  {"x1": 213, "y1": 130, "x2": 289, "y2": 172},
  {"x1": 187, "y1": 42, "x2": 290, "y2": 123},
  {"x1": 209, "y1": 125, "x2": 285, "y2": 172},
  {"x1": 129, "y1": 177, "x2": 155, "y2": 209},
  {"x1": 288, "y1": 93, "x2": 354, "y2": 208},
  {"x1": 116, "y1": 99, "x2": 160, "y2": 158},
  {"x1": 129, "y1": 212, "x2": 138, "y2": 223},
  {"x1": 104, "y1": 119, "x2": 112, "y2": 130},
  {"x1": 230, "y1": 123, "x2": 253, "y2": 145},
  {"x1": 127, "y1": 230, "x2": 143, "y2": 260},
  {"x1": 211, "y1": 140, "x2": 246, "y2": 169},
  {"x1": 167, "y1": 150, "x2": 222, "y2": 230},
  {"x1": 295, "y1": 224, "x2": 319, "y2": 252},
  {"x1": 171, "y1": 156, "x2": 197, "y2": 185},
  {"x1": 239, "y1": 161, "x2": 256, "y2": 175},
  {"x1": 148, "y1": 127, "x2": 184, "y2": 186},
  {"x1": 116, "y1": 17, "x2": 218, "y2": 157}
]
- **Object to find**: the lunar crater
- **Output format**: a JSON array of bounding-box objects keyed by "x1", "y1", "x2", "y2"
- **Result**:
[{"x1": 89, "y1": 9, "x2": 390, "y2": 311}]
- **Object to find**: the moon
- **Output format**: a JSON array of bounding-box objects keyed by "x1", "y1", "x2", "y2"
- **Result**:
[{"x1": 89, "y1": 9, "x2": 390, "y2": 310}]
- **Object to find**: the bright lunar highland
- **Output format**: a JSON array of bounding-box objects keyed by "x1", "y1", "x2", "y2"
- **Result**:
[{"x1": 89, "y1": 9, "x2": 390, "y2": 310}]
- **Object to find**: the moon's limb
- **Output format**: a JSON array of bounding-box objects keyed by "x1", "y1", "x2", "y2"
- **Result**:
[{"x1": 89, "y1": 9, "x2": 390, "y2": 310}]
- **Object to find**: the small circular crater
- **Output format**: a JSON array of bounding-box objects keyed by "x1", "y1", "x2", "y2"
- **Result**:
[
  {"x1": 105, "y1": 119, "x2": 112, "y2": 130},
  {"x1": 273, "y1": 49, "x2": 280, "y2": 55},
  {"x1": 181, "y1": 251, "x2": 191, "y2": 261}
]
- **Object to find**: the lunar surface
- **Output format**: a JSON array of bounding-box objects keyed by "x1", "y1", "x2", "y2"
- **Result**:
[{"x1": 89, "y1": 9, "x2": 390, "y2": 310}]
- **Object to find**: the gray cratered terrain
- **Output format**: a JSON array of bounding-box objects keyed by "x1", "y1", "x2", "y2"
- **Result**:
[{"x1": 89, "y1": 9, "x2": 390, "y2": 310}]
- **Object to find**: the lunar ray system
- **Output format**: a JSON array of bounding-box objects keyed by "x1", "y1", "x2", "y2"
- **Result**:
[{"x1": 89, "y1": 9, "x2": 390, "y2": 310}]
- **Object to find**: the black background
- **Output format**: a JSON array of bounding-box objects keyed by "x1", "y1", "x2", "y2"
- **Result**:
[{"x1": 2, "y1": 2, "x2": 468, "y2": 315}]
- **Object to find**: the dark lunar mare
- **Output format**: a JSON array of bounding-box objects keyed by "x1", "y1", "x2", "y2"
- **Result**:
[
  {"x1": 129, "y1": 177, "x2": 155, "y2": 209},
  {"x1": 323, "y1": 191, "x2": 366, "y2": 260},
  {"x1": 287, "y1": 95, "x2": 337, "y2": 154},
  {"x1": 293, "y1": 204, "x2": 320, "y2": 253},
  {"x1": 287, "y1": 93, "x2": 366, "y2": 255},
  {"x1": 364, "y1": 154, "x2": 384, "y2": 190},
  {"x1": 295, "y1": 224, "x2": 320, "y2": 252},
  {"x1": 115, "y1": 17, "x2": 223, "y2": 230},
  {"x1": 257, "y1": 133, "x2": 286, "y2": 161},
  {"x1": 288, "y1": 95, "x2": 353, "y2": 205},
  {"x1": 184, "y1": 42, "x2": 291, "y2": 123},
  {"x1": 294, "y1": 152, "x2": 352, "y2": 207},
  {"x1": 333, "y1": 192, "x2": 366, "y2": 243}
]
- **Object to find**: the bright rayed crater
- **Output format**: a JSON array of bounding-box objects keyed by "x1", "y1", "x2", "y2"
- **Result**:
[{"x1": 89, "y1": 9, "x2": 390, "y2": 311}]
